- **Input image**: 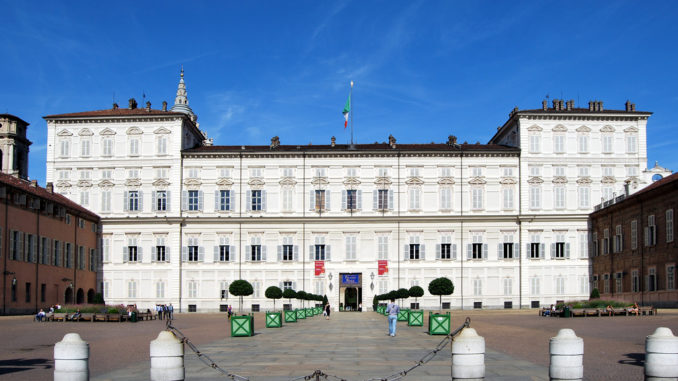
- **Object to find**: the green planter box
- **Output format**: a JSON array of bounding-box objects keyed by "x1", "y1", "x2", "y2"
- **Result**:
[
  {"x1": 265, "y1": 312, "x2": 283, "y2": 328},
  {"x1": 305, "y1": 308, "x2": 314, "y2": 317},
  {"x1": 397, "y1": 308, "x2": 410, "y2": 321},
  {"x1": 231, "y1": 315, "x2": 254, "y2": 337},
  {"x1": 408, "y1": 310, "x2": 424, "y2": 326},
  {"x1": 296, "y1": 309, "x2": 306, "y2": 319},
  {"x1": 428, "y1": 312, "x2": 451, "y2": 335},
  {"x1": 284, "y1": 310, "x2": 297, "y2": 323},
  {"x1": 315, "y1": 307, "x2": 321, "y2": 315}
]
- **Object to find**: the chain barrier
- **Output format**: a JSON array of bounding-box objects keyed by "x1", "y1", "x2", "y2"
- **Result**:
[{"x1": 163, "y1": 316, "x2": 471, "y2": 381}]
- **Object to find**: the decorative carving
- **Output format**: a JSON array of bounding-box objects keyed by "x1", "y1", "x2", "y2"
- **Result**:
[
  {"x1": 97, "y1": 179, "x2": 115, "y2": 188},
  {"x1": 601, "y1": 176, "x2": 616, "y2": 184},
  {"x1": 374, "y1": 177, "x2": 392, "y2": 189},
  {"x1": 624, "y1": 126, "x2": 639, "y2": 133},
  {"x1": 437, "y1": 177, "x2": 456, "y2": 185},
  {"x1": 153, "y1": 127, "x2": 172, "y2": 134},
  {"x1": 527, "y1": 177, "x2": 543, "y2": 184},
  {"x1": 99, "y1": 128, "x2": 116, "y2": 136},
  {"x1": 248, "y1": 178, "x2": 265, "y2": 189},
  {"x1": 125, "y1": 178, "x2": 142, "y2": 187},
  {"x1": 405, "y1": 177, "x2": 424, "y2": 185},
  {"x1": 181, "y1": 178, "x2": 201, "y2": 187},
  {"x1": 217, "y1": 178, "x2": 235, "y2": 186},
  {"x1": 126, "y1": 126, "x2": 143, "y2": 135},
  {"x1": 78, "y1": 128, "x2": 94, "y2": 136},
  {"x1": 552, "y1": 176, "x2": 568, "y2": 184},
  {"x1": 279, "y1": 177, "x2": 297, "y2": 186},
  {"x1": 56, "y1": 129, "x2": 73, "y2": 136},
  {"x1": 342, "y1": 177, "x2": 361, "y2": 187},
  {"x1": 527, "y1": 125, "x2": 543, "y2": 132},
  {"x1": 311, "y1": 177, "x2": 329, "y2": 186},
  {"x1": 599, "y1": 125, "x2": 615, "y2": 133},
  {"x1": 56, "y1": 180, "x2": 71, "y2": 188},
  {"x1": 576, "y1": 177, "x2": 592, "y2": 185},
  {"x1": 576, "y1": 125, "x2": 591, "y2": 133},
  {"x1": 499, "y1": 177, "x2": 517, "y2": 185},
  {"x1": 552, "y1": 124, "x2": 568, "y2": 132},
  {"x1": 77, "y1": 180, "x2": 92, "y2": 188},
  {"x1": 152, "y1": 179, "x2": 171, "y2": 187},
  {"x1": 469, "y1": 177, "x2": 487, "y2": 185}
]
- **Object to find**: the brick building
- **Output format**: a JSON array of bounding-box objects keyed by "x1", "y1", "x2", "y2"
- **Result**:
[{"x1": 590, "y1": 171, "x2": 677, "y2": 307}]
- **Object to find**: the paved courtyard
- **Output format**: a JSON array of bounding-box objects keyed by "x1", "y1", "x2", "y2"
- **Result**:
[{"x1": 0, "y1": 309, "x2": 676, "y2": 380}]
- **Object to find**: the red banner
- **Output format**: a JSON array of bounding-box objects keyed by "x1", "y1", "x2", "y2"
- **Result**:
[
  {"x1": 315, "y1": 260, "x2": 325, "y2": 276},
  {"x1": 378, "y1": 260, "x2": 388, "y2": 275}
]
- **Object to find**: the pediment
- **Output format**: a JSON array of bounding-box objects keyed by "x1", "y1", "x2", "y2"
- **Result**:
[
  {"x1": 527, "y1": 177, "x2": 543, "y2": 184},
  {"x1": 99, "y1": 128, "x2": 116, "y2": 136},
  {"x1": 217, "y1": 178, "x2": 235, "y2": 186},
  {"x1": 248, "y1": 178, "x2": 265, "y2": 187},
  {"x1": 527, "y1": 125, "x2": 543, "y2": 132},
  {"x1": 98, "y1": 179, "x2": 115, "y2": 188},
  {"x1": 152, "y1": 179, "x2": 171, "y2": 187},
  {"x1": 624, "y1": 126, "x2": 639, "y2": 133},
  {"x1": 126, "y1": 126, "x2": 143, "y2": 135},
  {"x1": 57, "y1": 129, "x2": 73, "y2": 137},
  {"x1": 600, "y1": 125, "x2": 615, "y2": 133},
  {"x1": 601, "y1": 176, "x2": 616, "y2": 184},
  {"x1": 279, "y1": 177, "x2": 297, "y2": 186},
  {"x1": 56, "y1": 180, "x2": 71, "y2": 188},
  {"x1": 405, "y1": 177, "x2": 424, "y2": 185},
  {"x1": 469, "y1": 177, "x2": 487, "y2": 185},
  {"x1": 311, "y1": 177, "x2": 329, "y2": 186},
  {"x1": 126, "y1": 178, "x2": 142, "y2": 187},
  {"x1": 499, "y1": 177, "x2": 517, "y2": 185},
  {"x1": 343, "y1": 177, "x2": 361, "y2": 187},
  {"x1": 576, "y1": 125, "x2": 591, "y2": 133},
  {"x1": 577, "y1": 177, "x2": 592, "y2": 185},
  {"x1": 78, "y1": 128, "x2": 94, "y2": 136},
  {"x1": 183, "y1": 178, "x2": 202, "y2": 187},
  {"x1": 77, "y1": 180, "x2": 92, "y2": 188},
  {"x1": 438, "y1": 177, "x2": 456, "y2": 185},
  {"x1": 153, "y1": 127, "x2": 172, "y2": 135},
  {"x1": 552, "y1": 176, "x2": 568, "y2": 184},
  {"x1": 552, "y1": 124, "x2": 568, "y2": 132},
  {"x1": 374, "y1": 177, "x2": 392, "y2": 188}
]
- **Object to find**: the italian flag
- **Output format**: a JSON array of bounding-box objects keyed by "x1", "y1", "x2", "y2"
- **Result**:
[{"x1": 342, "y1": 93, "x2": 351, "y2": 128}]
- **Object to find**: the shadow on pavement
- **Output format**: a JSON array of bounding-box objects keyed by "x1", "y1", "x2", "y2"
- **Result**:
[
  {"x1": 618, "y1": 352, "x2": 644, "y2": 367},
  {"x1": 0, "y1": 358, "x2": 52, "y2": 375}
]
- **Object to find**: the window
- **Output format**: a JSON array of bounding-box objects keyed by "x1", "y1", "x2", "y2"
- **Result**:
[
  {"x1": 553, "y1": 234, "x2": 567, "y2": 258},
  {"x1": 249, "y1": 237, "x2": 262, "y2": 261},
  {"x1": 439, "y1": 236, "x2": 452, "y2": 260},
  {"x1": 529, "y1": 135, "x2": 540, "y2": 153},
  {"x1": 553, "y1": 135, "x2": 565, "y2": 153},
  {"x1": 346, "y1": 168, "x2": 357, "y2": 177},
  {"x1": 409, "y1": 167, "x2": 421, "y2": 177},
  {"x1": 81, "y1": 139, "x2": 91, "y2": 157},
  {"x1": 409, "y1": 237, "x2": 421, "y2": 260},
  {"x1": 667, "y1": 265, "x2": 675, "y2": 290},
  {"x1": 602, "y1": 135, "x2": 613, "y2": 153},
  {"x1": 250, "y1": 190, "x2": 264, "y2": 211},
  {"x1": 188, "y1": 190, "x2": 200, "y2": 211},
  {"x1": 282, "y1": 168, "x2": 294, "y2": 178},
  {"x1": 80, "y1": 191, "x2": 89, "y2": 207},
  {"x1": 157, "y1": 135, "x2": 168, "y2": 155},
  {"x1": 501, "y1": 234, "x2": 514, "y2": 259},
  {"x1": 377, "y1": 168, "x2": 389, "y2": 177},
  {"x1": 219, "y1": 242, "x2": 231, "y2": 262},
  {"x1": 102, "y1": 137, "x2": 113, "y2": 156},
  {"x1": 554, "y1": 186, "x2": 565, "y2": 209},
  {"x1": 314, "y1": 168, "x2": 326, "y2": 178},
  {"x1": 101, "y1": 191, "x2": 111, "y2": 212},
  {"x1": 187, "y1": 240, "x2": 199, "y2": 262},
  {"x1": 88, "y1": 249, "x2": 96, "y2": 271},
  {"x1": 155, "y1": 191, "x2": 168, "y2": 211},
  {"x1": 217, "y1": 190, "x2": 231, "y2": 211},
  {"x1": 648, "y1": 268, "x2": 657, "y2": 292},
  {"x1": 592, "y1": 232, "x2": 598, "y2": 257},
  {"x1": 126, "y1": 190, "x2": 140, "y2": 211},
  {"x1": 578, "y1": 187, "x2": 590, "y2": 209},
  {"x1": 472, "y1": 243, "x2": 483, "y2": 259},
  {"x1": 155, "y1": 237, "x2": 167, "y2": 262},
  {"x1": 188, "y1": 281, "x2": 198, "y2": 298},
  {"x1": 41, "y1": 283, "x2": 46, "y2": 303},
  {"x1": 615, "y1": 272, "x2": 623, "y2": 293},
  {"x1": 187, "y1": 168, "x2": 199, "y2": 179},
  {"x1": 603, "y1": 229, "x2": 610, "y2": 255},
  {"x1": 441, "y1": 167, "x2": 452, "y2": 177},
  {"x1": 578, "y1": 166, "x2": 590, "y2": 177},
  {"x1": 579, "y1": 232, "x2": 588, "y2": 259},
  {"x1": 377, "y1": 235, "x2": 388, "y2": 260},
  {"x1": 502, "y1": 187, "x2": 514, "y2": 210},
  {"x1": 529, "y1": 234, "x2": 542, "y2": 259},
  {"x1": 156, "y1": 281, "x2": 165, "y2": 298},
  {"x1": 78, "y1": 246, "x2": 85, "y2": 270},
  {"x1": 25, "y1": 234, "x2": 34, "y2": 262},
  {"x1": 346, "y1": 190, "x2": 358, "y2": 210},
  {"x1": 65, "y1": 243, "x2": 72, "y2": 268},
  {"x1": 376, "y1": 189, "x2": 390, "y2": 210},
  {"x1": 473, "y1": 278, "x2": 482, "y2": 296},
  {"x1": 440, "y1": 187, "x2": 452, "y2": 210},
  {"x1": 529, "y1": 186, "x2": 541, "y2": 209},
  {"x1": 129, "y1": 138, "x2": 140, "y2": 156},
  {"x1": 282, "y1": 281, "x2": 293, "y2": 291},
  {"x1": 220, "y1": 281, "x2": 229, "y2": 299},
  {"x1": 281, "y1": 237, "x2": 294, "y2": 261},
  {"x1": 626, "y1": 134, "x2": 637, "y2": 154},
  {"x1": 530, "y1": 277, "x2": 540, "y2": 295},
  {"x1": 578, "y1": 134, "x2": 589, "y2": 153},
  {"x1": 128, "y1": 280, "x2": 137, "y2": 298},
  {"x1": 408, "y1": 187, "x2": 421, "y2": 210},
  {"x1": 59, "y1": 139, "x2": 70, "y2": 157},
  {"x1": 314, "y1": 237, "x2": 326, "y2": 261},
  {"x1": 667, "y1": 209, "x2": 674, "y2": 243},
  {"x1": 471, "y1": 167, "x2": 483, "y2": 177},
  {"x1": 556, "y1": 277, "x2": 565, "y2": 295},
  {"x1": 503, "y1": 278, "x2": 512, "y2": 296},
  {"x1": 603, "y1": 166, "x2": 614, "y2": 177},
  {"x1": 632, "y1": 270, "x2": 639, "y2": 292},
  {"x1": 631, "y1": 220, "x2": 638, "y2": 249},
  {"x1": 126, "y1": 238, "x2": 138, "y2": 262},
  {"x1": 614, "y1": 225, "x2": 623, "y2": 253},
  {"x1": 345, "y1": 236, "x2": 357, "y2": 260},
  {"x1": 282, "y1": 188, "x2": 293, "y2": 211},
  {"x1": 155, "y1": 168, "x2": 168, "y2": 179},
  {"x1": 250, "y1": 168, "x2": 263, "y2": 178},
  {"x1": 471, "y1": 187, "x2": 483, "y2": 210},
  {"x1": 553, "y1": 166, "x2": 566, "y2": 177},
  {"x1": 313, "y1": 190, "x2": 325, "y2": 212},
  {"x1": 58, "y1": 169, "x2": 70, "y2": 180},
  {"x1": 40, "y1": 237, "x2": 49, "y2": 264},
  {"x1": 646, "y1": 215, "x2": 656, "y2": 246},
  {"x1": 502, "y1": 167, "x2": 514, "y2": 177}
]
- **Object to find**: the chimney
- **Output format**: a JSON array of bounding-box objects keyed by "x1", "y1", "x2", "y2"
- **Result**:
[
  {"x1": 588, "y1": 101, "x2": 594, "y2": 111},
  {"x1": 128, "y1": 98, "x2": 137, "y2": 109},
  {"x1": 566, "y1": 100, "x2": 573, "y2": 111},
  {"x1": 624, "y1": 180, "x2": 631, "y2": 196},
  {"x1": 625, "y1": 100, "x2": 631, "y2": 112},
  {"x1": 145, "y1": 101, "x2": 151, "y2": 111},
  {"x1": 162, "y1": 101, "x2": 168, "y2": 111},
  {"x1": 30, "y1": 179, "x2": 38, "y2": 187},
  {"x1": 388, "y1": 134, "x2": 396, "y2": 149},
  {"x1": 597, "y1": 101, "x2": 603, "y2": 111},
  {"x1": 553, "y1": 99, "x2": 559, "y2": 110},
  {"x1": 631, "y1": 103, "x2": 636, "y2": 112},
  {"x1": 112, "y1": 103, "x2": 119, "y2": 110},
  {"x1": 270, "y1": 136, "x2": 280, "y2": 149},
  {"x1": 331, "y1": 136, "x2": 336, "y2": 147},
  {"x1": 46, "y1": 182, "x2": 54, "y2": 193},
  {"x1": 447, "y1": 135, "x2": 458, "y2": 146},
  {"x1": 559, "y1": 99, "x2": 565, "y2": 110},
  {"x1": 542, "y1": 100, "x2": 548, "y2": 110}
]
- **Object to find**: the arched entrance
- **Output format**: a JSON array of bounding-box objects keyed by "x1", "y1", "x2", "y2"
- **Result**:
[
  {"x1": 76, "y1": 288, "x2": 85, "y2": 304},
  {"x1": 64, "y1": 288, "x2": 73, "y2": 304},
  {"x1": 87, "y1": 289, "x2": 95, "y2": 304},
  {"x1": 338, "y1": 273, "x2": 362, "y2": 311}
]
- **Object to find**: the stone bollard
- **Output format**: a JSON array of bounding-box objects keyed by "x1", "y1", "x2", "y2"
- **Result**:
[
  {"x1": 549, "y1": 329, "x2": 584, "y2": 380},
  {"x1": 645, "y1": 327, "x2": 678, "y2": 380},
  {"x1": 54, "y1": 333, "x2": 89, "y2": 381},
  {"x1": 451, "y1": 327, "x2": 485, "y2": 380},
  {"x1": 150, "y1": 331, "x2": 185, "y2": 381}
]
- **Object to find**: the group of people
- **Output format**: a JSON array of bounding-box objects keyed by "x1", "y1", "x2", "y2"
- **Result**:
[
  {"x1": 35, "y1": 304, "x2": 62, "y2": 322},
  {"x1": 155, "y1": 304, "x2": 174, "y2": 320}
]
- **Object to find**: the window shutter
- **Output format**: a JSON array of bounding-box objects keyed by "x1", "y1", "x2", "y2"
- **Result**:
[
  {"x1": 309, "y1": 190, "x2": 315, "y2": 211},
  {"x1": 452, "y1": 244, "x2": 457, "y2": 259},
  {"x1": 166, "y1": 191, "x2": 171, "y2": 211},
  {"x1": 152, "y1": 246, "x2": 157, "y2": 262},
  {"x1": 262, "y1": 190, "x2": 267, "y2": 211},
  {"x1": 388, "y1": 190, "x2": 394, "y2": 210},
  {"x1": 279, "y1": 282, "x2": 283, "y2": 289},
  {"x1": 498, "y1": 243, "x2": 504, "y2": 260},
  {"x1": 514, "y1": 243, "x2": 520, "y2": 260},
  {"x1": 181, "y1": 246, "x2": 187, "y2": 262},
  {"x1": 467, "y1": 244, "x2": 472, "y2": 259},
  {"x1": 138, "y1": 246, "x2": 143, "y2": 263},
  {"x1": 277, "y1": 245, "x2": 282, "y2": 261},
  {"x1": 357, "y1": 190, "x2": 362, "y2": 210},
  {"x1": 214, "y1": 246, "x2": 219, "y2": 262},
  {"x1": 404, "y1": 245, "x2": 409, "y2": 260},
  {"x1": 230, "y1": 191, "x2": 235, "y2": 212},
  {"x1": 229, "y1": 246, "x2": 236, "y2": 262},
  {"x1": 540, "y1": 243, "x2": 545, "y2": 259},
  {"x1": 436, "y1": 244, "x2": 441, "y2": 259},
  {"x1": 124, "y1": 191, "x2": 129, "y2": 211},
  {"x1": 566, "y1": 243, "x2": 571, "y2": 258},
  {"x1": 293, "y1": 281, "x2": 297, "y2": 290},
  {"x1": 181, "y1": 191, "x2": 188, "y2": 211},
  {"x1": 526, "y1": 243, "x2": 531, "y2": 259},
  {"x1": 550, "y1": 243, "x2": 555, "y2": 259},
  {"x1": 342, "y1": 190, "x2": 347, "y2": 210},
  {"x1": 325, "y1": 190, "x2": 330, "y2": 211},
  {"x1": 652, "y1": 227, "x2": 656, "y2": 245},
  {"x1": 293, "y1": 245, "x2": 299, "y2": 261},
  {"x1": 245, "y1": 246, "x2": 251, "y2": 261},
  {"x1": 123, "y1": 246, "x2": 128, "y2": 263},
  {"x1": 262, "y1": 245, "x2": 267, "y2": 261},
  {"x1": 420, "y1": 244, "x2": 425, "y2": 260},
  {"x1": 373, "y1": 190, "x2": 378, "y2": 210},
  {"x1": 482, "y1": 244, "x2": 488, "y2": 259},
  {"x1": 215, "y1": 191, "x2": 220, "y2": 211},
  {"x1": 309, "y1": 245, "x2": 314, "y2": 261},
  {"x1": 326, "y1": 245, "x2": 331, "y2": 261},
  {"x1": 138, "y1": 190, "x2": 144, "y2": 211},
  {"x1": 8, "y1": 232, "x2": 13, "y2": 259},
  {"x1": 152, "y1": 191, "x2": 157, "y2": 211},
  {"x1": 165, "y1": 246, "x2": 170, "y2": 262},
  {"x1": 198, "y1": 191, "x2": 204, "y2": 211},
  {"x1": 246, "y1": 191, "x2": 252, "y2": 211}
]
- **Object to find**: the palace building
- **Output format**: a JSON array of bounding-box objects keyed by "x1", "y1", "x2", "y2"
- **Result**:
[{"x1": 43, "y1": 71, "x2": 669, "y2": 312}]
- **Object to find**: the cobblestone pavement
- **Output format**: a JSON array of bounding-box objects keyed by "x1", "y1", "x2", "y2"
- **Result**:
[{"x1": 1, "y1": 309, "x2": 677, "y2": 380}]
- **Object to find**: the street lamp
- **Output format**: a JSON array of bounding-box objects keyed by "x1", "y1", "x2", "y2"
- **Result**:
[
  {"x1": 328, "y1": 273, "x2": 333, "y2": 291},
  {"x1": 370, "y1": 272, "x2": 375, "y2": 290}
]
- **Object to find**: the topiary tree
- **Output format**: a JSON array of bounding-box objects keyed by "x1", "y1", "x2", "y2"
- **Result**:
[
  {"x1": 590, "y1": 288, "x2": 600, "y2": 299},
  {"x1": 428, "y1": 277, "x2": 454, "y2": 311},
  {"x1": 387, "y1": 290, "x2": 398, "y2": 301},
  {"x1": 229, "y1": 280, "x2": 254, "y2": 313},
  {"x1": 296, "y1": 291, "x2": 307, "y2": 309},
  {"x1": 265, "y1": 286, "x2": 283, "y2": 311},
  {"x1": 408, "y1": 286, "x2": 424, "y2": 307},
  {"x1": 396, "y1": 288, "x2": 409, "y2": 306},
  {"x1": 282, "y1": 288, "x2": 296, "y2": 309}
]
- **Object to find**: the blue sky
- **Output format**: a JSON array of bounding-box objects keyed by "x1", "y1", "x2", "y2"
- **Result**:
[{"x1": 2, "y1": 1, "x2": 677, "y2": 185}]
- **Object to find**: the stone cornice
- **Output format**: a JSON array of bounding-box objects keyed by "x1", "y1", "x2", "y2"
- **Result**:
[
  {"x1": 50, "y1": 116, "x2": 182, "y2": 125},
  {"x1": 181, "y1": 151, "x2": 520, "y2": 160},
  {"x1": 521, "y1": 114, "x2": 649, "y2": 122}
]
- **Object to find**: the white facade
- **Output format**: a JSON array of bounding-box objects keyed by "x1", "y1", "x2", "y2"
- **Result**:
[{"x1": 44, "y1": 78, "x2": 663, "y2": 312}]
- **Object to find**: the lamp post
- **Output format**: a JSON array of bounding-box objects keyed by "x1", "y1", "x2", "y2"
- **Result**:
[
  {"x1": 370, "y1": 272, "x2": 375, "y2": 291},
  {"x1": 328, "y1": 273, "x2": 333, "y2": 291}
]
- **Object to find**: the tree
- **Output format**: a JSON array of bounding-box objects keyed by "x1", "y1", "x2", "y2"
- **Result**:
[
  {"x1": 408, "y1": 286, "x2": 424, "y2": 307},
  {"x1": 428, "y1": 277, "x2": 454, "y2": 311},
  {"x1": 265, "y1": 286, "x2": 283, "y2": 311},
  {"x1": 387, "y1": 290, "x2": 398, "y2": 301},
  {"x1": 282, "y1": 288, "x2": 296, "y2": 308},
  {"x1": 590, "y1": 288, "x2": 600, "y2": 299},
  {"x1": 396, "y1": 288, "x2": 409, "y2": 306},
  {"x1": 229, "y1": 280, "x2": 254, "y2": 313}
]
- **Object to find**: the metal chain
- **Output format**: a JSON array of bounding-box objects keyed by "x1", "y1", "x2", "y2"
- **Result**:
[{"x1": 163, "y1": 316, "x2": 471, "y2": 381}]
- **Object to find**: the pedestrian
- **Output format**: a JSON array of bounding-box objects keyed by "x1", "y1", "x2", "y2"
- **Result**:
[
  {"x1": 386, "y1": 298, "x2": 399, "y2": 337},
  {"x1": 168, "y1": 303, "x2": 174, "y2": 320},
  {"x1": 227, "y1": 305, "x2": 233, "y2": 320},
  {"x1": 324, "y1": 303, "x2": 331, "y2": 320}
]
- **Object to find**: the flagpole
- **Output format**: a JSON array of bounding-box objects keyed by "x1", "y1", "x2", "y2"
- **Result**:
[{"x1": 350, "y1": 81, "x2": 354, "y2": 147}]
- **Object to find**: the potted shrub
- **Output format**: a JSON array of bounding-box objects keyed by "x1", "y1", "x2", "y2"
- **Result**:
[
  {"x1": 396, "y1": 288, "x2": 410, "y2": 307},
  {"x1": 229, "y1": 280, "x2": 254, "y2": 314},
  {"x1": 282, "y1": 288, "x2": 296, "y2": 309},
  {"x1": 408, "y1": 286, "x2": 424, "y2": 309},
  {"x1": 265, "y1": 286, "x2": 283, "y2": 311},
  {"x1": 428, "y1": 277, "x2": 454, "y2": 311}
]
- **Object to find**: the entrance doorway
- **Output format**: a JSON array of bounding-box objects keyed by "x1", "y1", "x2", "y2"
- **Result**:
[{"x1": 338, "y1": 273, "x2": 362, "y2": 311}]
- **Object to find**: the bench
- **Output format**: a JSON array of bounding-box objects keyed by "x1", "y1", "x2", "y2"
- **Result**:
[
  {"x1": 640, "y1": 306, "x2": 657, "y2": 316},
  {"x1": 107, "y1": 313, "x2": 122, "y2": 322},
  {"x1": 93, "y1": 313, "x2": 107, "y2": 322},
  {"x1": 51, "y1": 313, "x2": 67, "y2": 322}
]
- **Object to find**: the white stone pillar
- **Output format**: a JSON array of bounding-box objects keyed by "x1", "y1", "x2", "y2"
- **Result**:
[
  {"x1": 54, "y1": 333, "x2": 89, "y2": 381},
  {"x1": 451, "y1": 327, "x2": 485, "y2": 380},
  {"x1": 150, "y1": 331, "x2": 185, "y2": 381},
  {"x1": 645, "y1": 327, "x2": 678, "y2": 380},
  {"x1": 549, "y1": 329, "x2": 584, "y2": 381}
]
